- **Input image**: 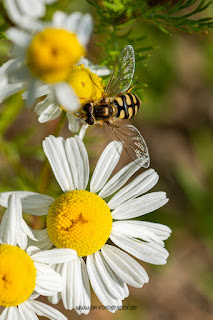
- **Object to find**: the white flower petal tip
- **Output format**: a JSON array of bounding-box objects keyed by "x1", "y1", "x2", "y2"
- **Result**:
[
  {"x1": 111, "y1": 191, "x2": 169, "y2": 220},
  {"x1": 112, "y1": 220, "x2": 171, "y2": 247},
  {"x1": 110, "y1": 232, "x2": 169, "y2": 265},
  {"x1": 90, "y1": 141, "x2": 123, "y2": 194},
  {"x1": 108, "y1": 168, "x2": 160, "y2": 209},
  {"x1": 101, "y1": 245, "x2": 149, "y2": 288},
  {"x1": 43, "y1": 135, "x2": 89, "y2": 192},
  {"x1": 77, "y1": 14, "x2": 93, "y2": 47},
  {"x1": 87, "y1": 254, "x2": 123, "y2": 313}
]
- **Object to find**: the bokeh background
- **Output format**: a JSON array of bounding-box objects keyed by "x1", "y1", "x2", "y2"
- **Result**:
[{"x1": 0, "y1": 0, "x2": 213, "y2": 319}]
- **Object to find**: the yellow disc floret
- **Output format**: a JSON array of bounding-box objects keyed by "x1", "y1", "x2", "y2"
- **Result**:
[
  {"x1": 68, "y1": 65, "x2": 104, "y2": 105},
  {"x1": 47, "y1": 190, "x2": 112, "y2": 257},
  {"x1": 0, "y1": 244, "x2": 36, "y2": 307},
  {"x1": 26, "y1": 28, "x2": 85, "y2": 83}
]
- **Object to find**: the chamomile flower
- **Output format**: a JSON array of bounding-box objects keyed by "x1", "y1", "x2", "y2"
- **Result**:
[
  {"x1": 0, "y1": 136, "x2": 171, "y2": 314},
  {"x1": 0, "y1": 193, "x2": 77, "y2": 319},
  {"x1": 33, "y1": 64, "x2": 109, "y2": 132},
  {"x1": 3, "y1": 0, "x2": 58, "y2": 30},
  {"x1": 1, "y1": 11, "x2": 93, "y2": 110}
]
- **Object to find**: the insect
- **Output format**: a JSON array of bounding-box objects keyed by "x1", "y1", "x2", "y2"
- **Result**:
[{"x1": 80, "y1": 45, "x2": 150, "y2": 168}]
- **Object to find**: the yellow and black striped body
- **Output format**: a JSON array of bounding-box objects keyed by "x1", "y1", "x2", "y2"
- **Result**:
[
  {"x1": 82, "y1": 93, "x2": 140, "y2": 125},
  {"x1": 112, "y1": 93, "x2": 140, "y2": 120}
]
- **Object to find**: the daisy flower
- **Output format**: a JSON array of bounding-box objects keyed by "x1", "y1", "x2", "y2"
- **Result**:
[
  {"x1": 0, "y1": 136, "x2": 171, "y2": 314},
  {"x1": 1, "y1": 10, "x2": 93, "y2": 110},
  {"x1": 0, "y1": 192, "x2": 77, "y2": 319},
  {"x1": 3, "y1": 0, "x2": 58, "y2": 31}
]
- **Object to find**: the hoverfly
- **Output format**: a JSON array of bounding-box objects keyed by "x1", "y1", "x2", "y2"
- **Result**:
[{"x1": 80, "y1": 45, "x2": 150, "y2": 168}]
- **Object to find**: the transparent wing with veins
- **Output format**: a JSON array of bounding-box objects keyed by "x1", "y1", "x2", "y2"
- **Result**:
[
  {"x1": 105, "y1": 45, "x2": 135, "y2": 98},
  {"x1": 106, "y1": 123, "x2": 150, "y2": 168}
]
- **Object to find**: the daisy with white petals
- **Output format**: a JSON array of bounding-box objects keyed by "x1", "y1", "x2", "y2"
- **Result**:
[
  {"x1": 0, "y1": 136, "x2": 171, "y2": 314},
  {"x1": 3, "y1": 0, "x2": 58, "y2": 31},
  {"x1": 0, "y1": 10, "x2": 93, "y2": 111},
  {"x1": 0, "y1": 193, "x2": 77, "y2": 320}
]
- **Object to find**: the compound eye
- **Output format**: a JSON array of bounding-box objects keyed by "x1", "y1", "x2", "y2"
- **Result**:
[
  {"x1": 83, "y1": 103, "x2": 93, "y2": 113},
  {"x1": 85, "y1": 116, "x2": 94, "y2": 125}
]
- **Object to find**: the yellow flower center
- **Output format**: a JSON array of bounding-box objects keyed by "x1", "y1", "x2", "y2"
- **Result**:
[
  {"x1": 68, "y1": 65, "x2": 104, "y2": 105},
  {"x1": 26, "y1": 28, "x2": 85, "y2": 83},
  {"x1": 0, "y1": 244, "x2": 36, "y2": 307},
  {"x1": 47, "y1": 190, "x2": 112, "y2": 257}
]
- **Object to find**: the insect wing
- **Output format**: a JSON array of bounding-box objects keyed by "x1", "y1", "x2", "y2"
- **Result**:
[
  {"x1": 105, "y1": 45, "x2": 135, "y2": 98},
  {"x1": 107, "y1": 123, "x2": 150, "y2": 168}
]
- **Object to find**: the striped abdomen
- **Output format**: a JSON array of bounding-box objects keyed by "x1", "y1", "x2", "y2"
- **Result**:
[{"x1": 113, "y1": 93, "x2": 140, "y2": 119}]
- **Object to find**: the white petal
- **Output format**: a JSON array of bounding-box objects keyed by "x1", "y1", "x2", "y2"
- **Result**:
[
  {"x1": 4, "y1": 0, "x2": 43, "y2": 30},
  {"x1": 94, "y1": 251, "x2": 129, "y2": 300},
  {"x1": 48, "y1": 264, "x2": 62, "y2": 305},
  {"x1": 43, "y1": 136, "x2": 74, "y2": 192},
  {"x1": 98, "y1": 160, "x2": 141, "y2": 198},
  {"x1": 0, "y1": 308, "x2": 10, "y2": 320},
  {"x1": 16, "y1": 231, "x2": 28, "y2": 251},
  {"x1": 65, "y1": 12, "x2": 82, "y2": 32},
  {"x1": 78, "y1": 123, "x2": 88, "y2": 140},
  {"x1": 0, "y1": 193, "x2": 21, "y2": 246},
  {"x1": 23, "y1": 84, "x2": 50, "y2": 99},
  {"x1": 135, "y1": 221, "x2": 172, "y2": 240},
  {"x1": 67, "y1": 112, "x2": 80, "y2": 133},
  {"x1": 87, "y1": 254, "x2": 122, "y2": 312},
  {"x1": 54, "y1": 83, "x2": 80, "y2": 112},
  {"x1": 21, "y1": 219, "x2": 37, "y2": 241},
  {"x1": 0, "y1": 191, "x2": 54, "y2": 215},
  {"x1": 111, "y1": 192, "x2": 169, "y2": 219},
  {"x1": 59, "y1": 258, "x2": 91, "y2": 314},
  {"x1": 76, "y1": 14, "x2": 93, "y2": 47},
  {"x1": 26, "y1": 80, "x2": 38, "y2": 107},
  {"x1": 0, "y1": 60, "x2": 25, "y2": 103},
  {"x1": 27, "y1": 300, "x2": 67, "y2": 320},
  {"x1": 18, "y1": 302, "x2": 38, "y2": 320},
  {"x1": 78, "y1": 258, "x2": 91, "y2": 314},
  {"x1": 90, "y1": 141, "x2": 122, "y2": 193},
  {"x1": 35, "y1": 99, "x2": 61, "y2": 123},
  {"x1": 52, "y1": 10, "x2": 67, "y2": 28},
  {"x1": 101, "y1": 245, "x2": 149, "y2": 287},
  {"x1": 110, "y1": 232, "x2": 169, "y2": 265},
  {"x1": 108, "y1": 169, "x2": 159, "y2": 209},
  {"x1": 31, "y1": 248, "x2": 77, "y2": 264},
  {"x1": 35, "y1": 262, "x2": 63, "y2": 296},
  {"x1": 17, "y1": 0, "x2": 45, "y2": 18},
  {"x1": 6, "y1": 28, "x2": 30, "y2": 47},
  {"x1": 0, "y1": 307, "x2": 22, "y2": 320},
  {"x1": 65, "y1": 135, "x2": 89, "y2": 190},
  {"x1": 29, "y1": 229, "x2": 53, "y2": 250},
  {"x1": 43, "y1": 136, "x2": 75, "y2": 192}
]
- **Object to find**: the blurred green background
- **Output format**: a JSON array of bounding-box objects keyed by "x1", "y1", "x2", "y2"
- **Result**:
[{"x1": 0, "y1": 0, "x2": 213, "y2": 319}]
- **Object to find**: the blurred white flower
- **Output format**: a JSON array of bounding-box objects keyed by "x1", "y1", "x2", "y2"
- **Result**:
[
  {"x1": 0, "y1": 11, "x2": 93, "y2": 111},
  {"x1": 0, "y1": 136, "x2": 171, "y2": 314}
]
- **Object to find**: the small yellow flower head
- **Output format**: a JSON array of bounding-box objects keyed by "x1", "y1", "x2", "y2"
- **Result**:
[
  {"x1": 26, "y1": 28, "x2": 85, "y2": 83},
  {"x1": 68, "y1": 65, "x2": 104, "y2": 105},
  {"x1": 47, "y1": 190, "x2": 112, "y2": 257},
  {"x1": 0, "y1": 244, "x2": 36, "y2": 307}
]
